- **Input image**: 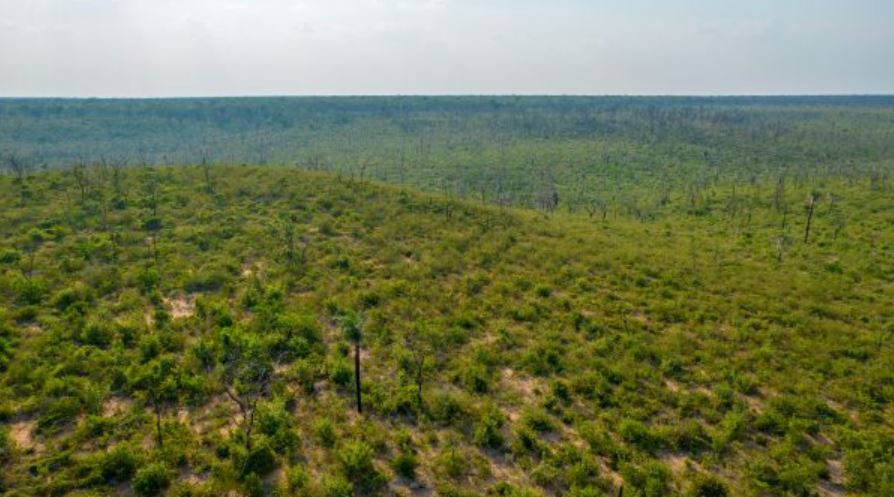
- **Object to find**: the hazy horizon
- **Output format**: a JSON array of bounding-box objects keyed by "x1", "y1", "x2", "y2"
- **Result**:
[
  {"x1": 2, "y1": 93, "x2": 894, "y2": 100},
  {"x1": 2, "y1": 0, "x2": 893, "y2": 98}
]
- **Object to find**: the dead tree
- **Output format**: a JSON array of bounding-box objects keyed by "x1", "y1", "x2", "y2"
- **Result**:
[
  {"x1": 202, "y1": 157, "x2": 215, "y2": 194},
  {"x1": 535, "y1": 163, "x2": 560, "y2": 212},
  {"x1": 3, "y1": 152, "x2": 33, "y2": 204},
  {"x1": 773, "y1": 173, "x2": 786, "y2": 212},
  {"x1": 803, "y1": 191, "x2": 820, "y2": 243},
  {"x1": 339, "y1": 311, "x2": 364, "y2": 414},
  {"x1": 776, "y1": 235, "x2": 791, "y2": 262},
  {"x1": 832, "y1": 215, "x2": 847, "y2": 240},
  {"x1": 405, "y1": 329, "x2": 433, "y2": 414},
  {"x1": 71, "y1": 163, "x2": 91, "y2": 204},
  {"x1": 3, "y1": 151, "x2": 31, "y2": 180},
  {"x1": 585, "y1": 197, "x2": 609, "y2": 222}
]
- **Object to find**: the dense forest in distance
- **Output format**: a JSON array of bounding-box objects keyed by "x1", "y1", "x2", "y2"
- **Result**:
[
  {"x1": 1, "y1": 97, "x2": 893, "y2": 497},
  {"x1": 2, "y1": 96, "x2": 893, "y2": 209}
]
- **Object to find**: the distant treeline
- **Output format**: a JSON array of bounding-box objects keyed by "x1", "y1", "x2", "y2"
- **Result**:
[{"x1": 2, "y1": 96, "x2": 893, "y2": 208}]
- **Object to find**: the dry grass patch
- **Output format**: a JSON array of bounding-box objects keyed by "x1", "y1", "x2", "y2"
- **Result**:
[
  {"x1": 164, "y1": 294, "x2": 196, "y2": 319},
  {"x1": 102, "y1": 396, "x2": 134, "y2": 417}
]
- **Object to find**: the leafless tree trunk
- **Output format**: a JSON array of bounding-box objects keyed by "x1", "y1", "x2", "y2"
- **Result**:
[{"x1": 803, "y1": 192, "x2": 819, "y2": 243}]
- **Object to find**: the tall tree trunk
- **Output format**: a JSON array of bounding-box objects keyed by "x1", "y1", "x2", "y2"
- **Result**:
[
  {"x1": 354, "y1": 343, "x2": 362, "y2": 414},
  {"x1": 804, "y1": 199, "x2": 816, "y2": 243}
]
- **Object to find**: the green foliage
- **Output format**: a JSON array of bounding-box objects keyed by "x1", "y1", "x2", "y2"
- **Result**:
[
  {"x1": 0, "y1": 142, "x2": 892, "y2": 497},
  {"x1": 100, "y1": 444, "x2": 141, "y2": 482},
  {"x1": 321, "y1": 475, "x2": 353, "y2": 497},
  {"x1": 287, "y1": 465, "x2": 309, "y2": 491},
  {"x1": 0, "y1": 426, "x2": 11, "y2": 465},
  {"x1": 473, "y1": 407, "x2": 506, "y2": 449},
  {"x1": 338, "y1": 441, "x2": 385, "y2": 493},
  {"x1": 390, "y1": 452, "x2": 419, "y2": 480},
  {"x1": 133, "y1": 462, "x2": 172, "y2": 497},
  {"x1": 688, "y1": 473, "x2": 729, "y2": 497},
  {"x1": 242, "y1": 443, "x2": 277, "y2": 477}
]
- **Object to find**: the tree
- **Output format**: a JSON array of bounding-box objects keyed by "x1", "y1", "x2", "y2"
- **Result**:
[
  {"x1": 143, "y1": 216, "x2": 163, "y2": 265},
  {"x1": 339, "y1": 311, "x2": 364, "y2": 414},
  {"x1": 2, "y1": 151, "x2": 31, "y2": 180},
  {"x1": 3, "y1": 151, "x2": 34, "y2": 204},
  {"x1": 803, "y1": 191, "x2": 820, "y2": 243},
  {"x1": 130, "y1": 354, "x2": 181, "y2": 448},
  {"x1": 404, "y1": 326, "x2": 434, "y2": 414},
  {"x1": 217, "y1": 328, "x2": 273, "y2": 450},
  {"x1": 71, "y1": 163, "x2": 91, "y2": 204},
  {"x1": 20, "y1": 228, "x2": 46, "y2": 280}
]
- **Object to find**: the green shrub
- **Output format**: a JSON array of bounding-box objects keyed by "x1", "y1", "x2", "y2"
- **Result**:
[
  {"x1": 314, "y1": 418, "x2": 336, "y2": 448},
  {"x1": 428, "y1": 391, "x2": 468, "y2": 426},
  {"x1": 133, "y1": 462, "x2": 171, "y2": 497},
  {"x1": 473, "y1": 408, "x2": 505, "y2": 449},
  {"x1": 339, "y1": 440, "x2": 386, "y2": 493},
  {"x1": 460, "y1": 364, "x2": 491, "y2": 393},
  {"x1": 435, "y1": 446, "x2": 471, "y2": 480},
  {"x1": 671, "y1": 419, "x2": 710, "y2": 453},
  {"x1": 329, "y1": 358, "x2": 352, "y2": 387},
  {"x1": 339, "y1": 440, "x2": 374, "y2": 479},
  {"x1": 135, "y1": 266, "x2": 160, "y2": 293},
  {"x1": 242, "y1": 443, "x2": 277, "y2": 476},
  {"x1": 620, "y1": 460, "x2": 669, "y2": 497},
  {"x1": 242, "y1": 473, "x2": 264, "y2": 497},
  {"x1": 391, "y1": 452, "x2": 419, "y2": 480},
  {"x1": 618, "y1": 418, "x2": 663, "y2": 453},
  {"x1": 521, "y1": 408, "x2": 555, "y2": 433},
  {"x1": 53, "y1": 283, "x2": 93, "y2": 311},
  {"x1": 0, "y1": 248, "x2": 19, "y2": 264},
  {"x1": 14, "y1": 276, "x2": 47, "y2": 305},
  {"x1": 101, "y1": 444, "x2": 141, "y2": 482},
  {"x1": 511, "y1": 427, "x2": 547, "y2": 459},
  {"x1": 287, "y1": 465, "x2": 308, "y2": 491},
  {"x1": 0, "y1": 426, "x2": 12, "y2": 465},
  {"x1": 688, "y1": 473, "x2": 729, "y2": 497},
  {"x1": 322, "y1": 475, "x2": 353, "y2": 497}
]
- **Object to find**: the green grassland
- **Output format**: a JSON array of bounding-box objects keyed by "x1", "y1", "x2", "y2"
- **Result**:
[{"x1": 0, "y1": 162, "x2": 892, "y2": 497}]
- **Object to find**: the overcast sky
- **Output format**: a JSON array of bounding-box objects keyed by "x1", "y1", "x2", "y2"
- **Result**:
[{"x1": 1, "y1": 0, "x2": 892, "y2": 97}]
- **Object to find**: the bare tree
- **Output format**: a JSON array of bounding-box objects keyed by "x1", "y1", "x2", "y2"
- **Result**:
[
  {"x1": 776, "y1": 235, "x2": 791, "y2": 262},
  {"x1": 585, "y1": 197, "x2": 609, "y2": 222},
  {"x1": 218, "y1": 329, "x2": 273, "y2": 451},
  {"x1": 71, "y1": 163, "x2": 91, "y2": 204},
  {"x1": 803, "y1": 191, "x2": 820, "y2": 243},
  {"x1": 405, "y1": 328, "x2": 433, "y2": 414},
  {"x1": 3, "y1": 151, "x2": 34, "y2": 204},
  {"x1": 3, "y1": 151, "x2": 32, "y2": 180}
]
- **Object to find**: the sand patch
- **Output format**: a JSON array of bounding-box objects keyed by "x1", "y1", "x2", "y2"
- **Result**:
[
  {"x1": 501, "y1": 368, "x2": 543, "y2": 399},
  {"x1": 164, "y1": 295, "x2": 195, "y2": 319},
  {"x1": 103, "y1": 397, "x2": 134, "y2": 417},
  {"x1": 661, "y1": 452, "x2": 701, "y2": 475},
  {"x1": 501, "y1": 368, "x2": 544, "y2": 422},
  {"x1": 10, "y1": 420, "x2": 36, "y2": 449},
  {"x1": 743, "y1": 394, "x2": 764, "y2": 413},
  {"x1": 241, "y1": 260, "x2": 266, "y2": 278},
  {"x1": 818, "y1": 459, "x2": 846, "y2": 497}
]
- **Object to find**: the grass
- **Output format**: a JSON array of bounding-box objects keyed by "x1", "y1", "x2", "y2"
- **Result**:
[{"x1": 0, "y1": 164, "x2": 891, "y2": 497}]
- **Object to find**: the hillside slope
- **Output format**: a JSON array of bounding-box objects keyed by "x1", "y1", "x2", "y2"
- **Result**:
[{"x1": 0, "y1": 166, "x2": 892, "y2": 497}]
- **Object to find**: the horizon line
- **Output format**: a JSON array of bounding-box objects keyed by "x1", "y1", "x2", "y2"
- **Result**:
[{"x1": 2, "y1": 93, "x2": 894, "y2": 101}]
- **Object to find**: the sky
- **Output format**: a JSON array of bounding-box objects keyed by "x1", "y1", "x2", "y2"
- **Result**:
[{"x1": 0, "y1": 0, "x2": 892, "y2": 97}]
